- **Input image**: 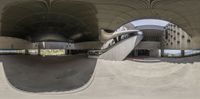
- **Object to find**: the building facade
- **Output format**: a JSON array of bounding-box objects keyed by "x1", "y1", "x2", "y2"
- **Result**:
[{"x1": 162, "y1": 23, "x2": 193, "y2": 50}]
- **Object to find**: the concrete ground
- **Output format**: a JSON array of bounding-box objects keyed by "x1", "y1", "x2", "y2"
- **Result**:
[
  {"x1": 0, "y1": 55, "x2": 200, "y2": 99},
  {"x1": 0, "y1": 55, "x2": 97, "y2": 92}
]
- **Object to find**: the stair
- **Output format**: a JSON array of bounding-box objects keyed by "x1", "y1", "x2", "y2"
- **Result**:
[{"x1": 99, "y1": 34, "x2": 143, "y2": 61}]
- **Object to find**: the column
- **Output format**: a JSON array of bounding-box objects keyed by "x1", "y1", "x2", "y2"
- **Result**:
[
  {"x1": 65, "y1": 49, "x2": 68, "y2": 55},
  {"x1": 181, "y1": 50, "x2": 185, "y2": 57},
  {"x1": 161, "y1": 49, "x2": 165, "y2": 57},
  {"x1": 118, "y1": 36, "x2": 121, "y2": 41},
  {"x1": 135, "y1": 50, "x2": 138, "y2": 56},
  {"x1": 25, "y1": 49, "x2": 29, "y2": 55},
  {"x1": 113, "y1": 38, "x2": 118, "y2": 43}
]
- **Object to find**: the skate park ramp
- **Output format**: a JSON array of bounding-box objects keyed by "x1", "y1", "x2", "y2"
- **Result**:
[
  {"x1": 0, "y1": 55, "x2": 97, "y2": 92},
  {"x1": 0, "y1": 56, "x2": 200, "y2": 99}
]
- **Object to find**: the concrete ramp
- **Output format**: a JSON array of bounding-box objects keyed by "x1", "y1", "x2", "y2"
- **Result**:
[
  {"x1": 0, "y1": 56, "x2": 200, "y2": 99},
  {"x1": 0, "y1": 55, "x2": 97, "y2": 92},
  {"x1": 0, "y1": 36, "x2": 33, "y2": 49},
  {"x1": 99, "y1": 34, "x2": 143, "y2": 61}
]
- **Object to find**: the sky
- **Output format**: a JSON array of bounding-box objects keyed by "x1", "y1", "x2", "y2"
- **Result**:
[{"x1": 131, "y1": 19, "x2": 169, "y2": 27}]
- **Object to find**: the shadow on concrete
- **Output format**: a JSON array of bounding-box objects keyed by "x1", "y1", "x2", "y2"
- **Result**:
[
  {"x1": 126, "y1": 55, "x2": 200, "y2": 64},
  {"x1": 0, "y1": 55, "x2": 97, "y2": 93},
  {"x1": 160, "y1": 56, "x2": 200, "y2": 64}
]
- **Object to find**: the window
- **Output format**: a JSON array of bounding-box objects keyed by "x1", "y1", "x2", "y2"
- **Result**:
[
  {"x1": 165, "y1": 31, "x2": 168, "y2": 39},
  {"x1": 177, "y1": 41, "x2": 180, "y2": 44},
  {"x1": 187, "y1": 39, "x2": 191, "y2": 43},
  {"x1": 182, "y1": 35, "x2": 185, "y2": 39}
]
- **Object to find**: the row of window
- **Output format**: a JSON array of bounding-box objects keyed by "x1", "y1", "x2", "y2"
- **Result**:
[
  {"x1": 164, "y1": 39, "x2": 191, "y2": 46},
  {"x1": 164, "y1": 24, "x2": 178, "y2": 29},
  {"x1": 164, "y1": 24, "x2": 191, "y2": 47},
  {"x1": 165, "y1": 30, "x2": 188, "y2": 40},
  {"x1": 165, "y1": 30, "x2": 181, "y2": 36}
]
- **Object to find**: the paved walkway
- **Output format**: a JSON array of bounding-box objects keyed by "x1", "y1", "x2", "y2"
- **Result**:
[{"x1": 0, "y1": 55, "x2": 200, "y2": 99}]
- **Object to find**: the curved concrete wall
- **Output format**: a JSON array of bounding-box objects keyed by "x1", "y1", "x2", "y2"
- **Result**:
[
  {"x1": 0, "y1": 36, "x2": 32, "y2": 49},
  {"x1": 35, "y1": 41, "x2": 102, "y2": 50},
  {"x1": 135, "y1": 41, "x2": 161, "y2": 50},
  {"x1": 74, "y1": 41, "x2": 102, "y2": 50}
]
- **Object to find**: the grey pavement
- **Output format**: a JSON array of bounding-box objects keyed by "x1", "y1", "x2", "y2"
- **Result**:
[{"x1": 0, "y1": 55, "x2": 200, "y2": 99}]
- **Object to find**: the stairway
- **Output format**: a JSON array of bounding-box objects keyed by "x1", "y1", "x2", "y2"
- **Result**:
[{"x1": 99, "y1": 32, "x2": 143, "y2": 61}]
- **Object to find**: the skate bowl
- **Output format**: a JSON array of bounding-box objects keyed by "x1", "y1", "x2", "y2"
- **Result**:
[{"x1": 0, "y1": 55, "x2": 97, "y2": 93}]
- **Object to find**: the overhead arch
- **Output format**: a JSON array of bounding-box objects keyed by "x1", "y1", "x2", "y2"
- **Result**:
[{"x1": 0, "y1": 0, "x2": 200, "y2": 42}]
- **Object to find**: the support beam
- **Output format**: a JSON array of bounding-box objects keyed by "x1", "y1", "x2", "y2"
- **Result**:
[
  {"x1": 161, "y1": 49, "x2": 165, "y2": 57},
  {"x1": 181, "y1": 50, "x2": 185, "y2": 57}
]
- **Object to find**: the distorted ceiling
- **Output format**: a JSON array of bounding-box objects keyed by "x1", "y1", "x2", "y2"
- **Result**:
[
  {"x1": 0, "y1": 0, "x2": 200, "y2": 42},
  {"x1": 0, "y1": 0, "x2": 99, "y2": 42}
]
